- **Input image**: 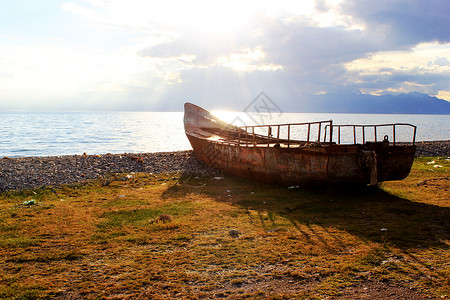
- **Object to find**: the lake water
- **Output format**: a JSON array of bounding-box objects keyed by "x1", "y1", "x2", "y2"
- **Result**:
[{"x1": 0, "y1": 111, "x2": 449, "y2": 158}]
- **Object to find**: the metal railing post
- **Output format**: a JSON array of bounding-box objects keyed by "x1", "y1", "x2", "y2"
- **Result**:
[
  {"x1": 307, "y1": 124, "x2": 310, "y2": 143},
  {"x1": 393, "y1": 125, "x2": 396, "y2": 146},
  {"x1": 252, "y1": 127, "x2": 255, "y2": 146},
  {"x1": 362, "y1": 126, "x2": 365, "y2": 144},
  {"x1": 287, "y1": 124, "x2": 291, "y2": 148},
  {"x1": 329, "y1": 120, "x2": 333, "y2": 145},
  {"x1": 338, "y1": 126, "x2": 341, "y2": 144},
  {"x1": 246, "y1": 127, "x2": 249, "y2": 147},
  {"x1": 318, "y1": 123, "x2": 321, "y2": 142},
  {"x1": 277, "y1": 125, "x2": 280, "y2": 143}
]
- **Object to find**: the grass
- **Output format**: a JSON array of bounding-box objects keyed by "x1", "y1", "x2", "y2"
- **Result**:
[{"x1": 0, "y1": 159, "x2": 448, "y2": 299}]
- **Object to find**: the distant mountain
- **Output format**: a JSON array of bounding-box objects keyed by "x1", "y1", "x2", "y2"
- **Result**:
[{"x1": 289, "y1": 92, "x2": 450, "y2": 114}]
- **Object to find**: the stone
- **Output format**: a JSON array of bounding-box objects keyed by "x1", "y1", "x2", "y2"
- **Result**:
[{"x1": 229, "y1": 230, "x2": 240, "y2": 238}]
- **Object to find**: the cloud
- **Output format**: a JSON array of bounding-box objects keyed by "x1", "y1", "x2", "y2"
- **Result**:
[
  {"x1": 341, "y1": 0, "x2": 450, "y2": 46},
  {"x1": 0, "y1": 72, "x2": 13, "y2": 79},
  {"x1": 343, "y1": 42, "x2": 450, "y2": 98},
  {"x1": 2, "y1": 0, "x2": 450, "y2": 111},
  {"x1": 141, "y1": 0, "x2": 450, "y2": 105},
  {"x1": 260, "y1": 21, "x2": 375, "y2": 72},
  {"x1": 50, "y1": 0, "x2": 450, "y2": 105},
  {"x1": 432, "y1": 57, "x2": 450, "y2": 67},
  {"x1": 138, "y1": 31, "x2": 246, "y2": 64},
  {"x1": 0, "y1": 40, "x2": 163, "y2": 105}
]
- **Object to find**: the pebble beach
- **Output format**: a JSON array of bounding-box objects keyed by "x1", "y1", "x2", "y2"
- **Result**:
[
  {"x1": 0, "y1": 151, "x2": 212, "y2": 192},
  {"x1": 1, "y1": 141, "x2": 448, "y2": 192}
]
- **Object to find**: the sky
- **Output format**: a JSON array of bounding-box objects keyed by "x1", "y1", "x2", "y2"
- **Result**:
[{"x1": 0, "y1": 0, "x2": 449, "y2": 111}]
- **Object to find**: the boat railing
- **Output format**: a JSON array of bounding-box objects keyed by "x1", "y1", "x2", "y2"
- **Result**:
[
  {"x1": 238, "y1": 120, "x2": 333, "y2": 148},
  {"x1": 219, "y1": 121, "x2": 417, "y2": 147},
  {"x1": 324, "y1": 123, "x2": 417, "y2": 146}
]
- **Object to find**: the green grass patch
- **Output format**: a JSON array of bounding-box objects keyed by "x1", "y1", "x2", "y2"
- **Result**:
[
  {"x1": 0, "y1": 236, "x2": 40, "y2": 248},
  {"x1": 97, "y1": 201, "x2": 195, "y2": 229}
]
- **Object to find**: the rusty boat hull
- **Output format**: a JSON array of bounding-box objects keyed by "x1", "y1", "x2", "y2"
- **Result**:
[{"x1": 184, "y1": 103, "x2": 416, "y2": 185}]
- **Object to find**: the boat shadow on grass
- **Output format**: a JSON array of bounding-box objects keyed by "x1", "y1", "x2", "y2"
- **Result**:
[{"x1": 165, "y1": 174, "x2": 450, "y2": 250}]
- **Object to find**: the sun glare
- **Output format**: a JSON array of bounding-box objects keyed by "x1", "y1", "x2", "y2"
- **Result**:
[
  {"x1": 121, "y1": 0, "x2": 335, "y2": 33},
  {"x1": 65, "y1": 0, "x2": 347, "y2": 35},
  {"x1": 210, "y1": 110, "x2": 239, "y2": 122},
  {"x1": 141, "y1": 0, "x2": 258, "y2": 33}
]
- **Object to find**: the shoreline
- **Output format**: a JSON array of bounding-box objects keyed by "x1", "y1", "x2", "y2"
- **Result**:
[
  {"x1": 1, "y1": 141, "x2": 448, "y2": 193},
  {"x1": 0, "y1": 151, "x2": 214, "y2": 193},
  {"x1": 414, "y1": 140, "x2": 449, "y2": 157}
]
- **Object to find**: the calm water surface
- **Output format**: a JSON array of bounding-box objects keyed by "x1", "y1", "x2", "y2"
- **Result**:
[{"x1": 0, "y1": 112, "x2": 448, "y2": 157}]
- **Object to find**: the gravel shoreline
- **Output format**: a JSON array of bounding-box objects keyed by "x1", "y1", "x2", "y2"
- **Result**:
[
  {"x1": 1, "y1": 141, "x2": 449, "y2": 192},
  {"x1": 414, "y1": 140, "x2": 450, "y2": 157},
  {"x1": 0, "y1": 151, "x2": 214, "y2": 193}
]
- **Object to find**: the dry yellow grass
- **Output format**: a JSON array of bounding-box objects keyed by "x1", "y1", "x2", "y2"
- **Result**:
[{"x1": 0, "y1": 158, "x2": 448, "y2": 299}]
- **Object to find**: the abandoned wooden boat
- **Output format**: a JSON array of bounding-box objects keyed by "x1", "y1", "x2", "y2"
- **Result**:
[{"x1": 184, "y1": 102, "x2": 417, "y2": 185}]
